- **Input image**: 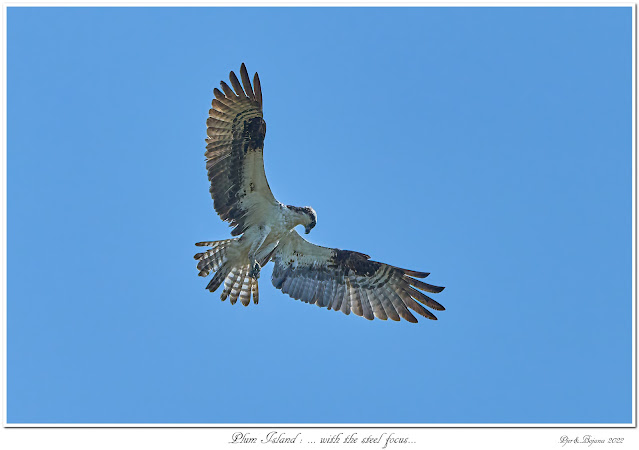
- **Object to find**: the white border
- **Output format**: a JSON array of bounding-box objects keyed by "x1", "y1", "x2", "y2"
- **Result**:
[
  {"x1": 0, "y1": 1, "x2": 636, "y2": 6},
  {"x1": 633, "y1": 0, "x2": 637, "y2": 438},
  {"x1": 1, "y1": 2, "x2": 635, "y2": 443}
]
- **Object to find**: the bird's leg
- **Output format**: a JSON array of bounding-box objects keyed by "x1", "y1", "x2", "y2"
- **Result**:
[
  {"x1": 249, "y1": 261, "x2": 261, "y2": 279},
  {"x1": 248, "y1": 225, "x2": 270, "y2": 280}
]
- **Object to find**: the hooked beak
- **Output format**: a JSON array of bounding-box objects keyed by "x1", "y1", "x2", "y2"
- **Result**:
[{"x1": 304, "y1": 220, "x2": 316, "y2": 234}]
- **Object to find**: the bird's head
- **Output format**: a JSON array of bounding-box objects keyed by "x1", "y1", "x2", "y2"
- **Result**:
[
  {"x1": 303, "y1": 207, "x2": 317, "y2": 234},
  {"x1": 287, "y1": 205, "x2": 317, "y2": 234}
]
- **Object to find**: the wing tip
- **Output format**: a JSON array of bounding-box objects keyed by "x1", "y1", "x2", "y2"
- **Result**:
[
  {"x1": 239, "y1": 63, "x2": 256, "y2": 101},
  {"x1": 405, "y1": 314, "x2": 418, "y2": 324},
  {"x1": 253, "y1": 72, "x2": 262, "y2": 108},
  {"x1": 228, "y1": 70, "x2": 247, "y2": 98},
  {"x1": 407, "y1": 276, "x2": 446, "y2": 294}
]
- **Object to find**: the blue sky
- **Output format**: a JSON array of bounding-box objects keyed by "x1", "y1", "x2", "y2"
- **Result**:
[{"x1": 6, "y1": 7, "x2": 632, "y2": 424}]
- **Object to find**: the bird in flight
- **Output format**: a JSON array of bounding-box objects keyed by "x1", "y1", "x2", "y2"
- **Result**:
[{"x1": 194, "y1": 64, "x2": 445, "y2": 323}]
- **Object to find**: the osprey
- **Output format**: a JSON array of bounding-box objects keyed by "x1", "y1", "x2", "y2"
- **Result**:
[{"x1": 194, "y1": 64, "x2": 445, "y2": 323}]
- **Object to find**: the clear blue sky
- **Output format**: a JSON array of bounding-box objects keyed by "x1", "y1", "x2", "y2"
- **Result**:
[{"x1": 7, "y1": 7, "x2": 632, "y2": 424}]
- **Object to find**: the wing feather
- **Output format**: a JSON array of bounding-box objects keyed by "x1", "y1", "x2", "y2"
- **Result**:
[
  {"x1": 359, "y1": 287, "x2": 375, "y2": 321},
  {"x1": 406, "y1": 286, "x2": 446, "y2": 311},
  {"x1": 324, "y1": 279, "x2": 337, "y2": 310},
  {"x1": 407, "y1": 277, "x2": 446, "y2": 293},
  {"x1": 396, "y1": 287, "x2": 437, "y2": 320},
  {"x1": 348, "y1": 278, "x2": 363, "y2": 317},
  {"x1": 208, "y1": 108, "x2": 228, "y2": 121},
  {"x1": 253, "y1": 73, "x2": 263, "y2": 107},
  {"x1": 331, "y1": 283, "x2": 345, "y2": 312},
  {"x1": 229, "y1": 70, "x2": 247, "y2": 98},
  {"x1": 204, "y1": 64, "x2": 277, "y2": 236},
  {"x1": 287, "y1": 276, "x2": 302, "y2": 300},
  {"x1": 378, "y1": 288, "x2": 401, "y2": 321},
  {"x1": 240, "y1": 63, "x2": 256, "y2": 101},
  {"x1": 206, "y1": 116, "x2": 229, "y2": 128},
  {"x1": 340, "y1": 287, "x2": 351, "y2": 315},
  {"x1": 210, "y1": 98, "x2": 232, "y2": 111},
  {"x1": 271, "y1": 231, "x2": 445, "y2": 323},
  {"x1": 213, "y1": 88, "x2": 226, "y2": 101},
  {"x1": 219, "y1": 81, "x2": 237, "y2": 99}
]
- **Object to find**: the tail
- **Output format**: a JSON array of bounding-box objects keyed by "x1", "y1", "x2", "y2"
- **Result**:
[{"x1": 194, "y1": 239, "x2": 259, "y2": 306}]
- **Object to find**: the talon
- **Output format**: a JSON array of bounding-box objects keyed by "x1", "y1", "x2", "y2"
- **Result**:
[{"x1": 249, "y1": 261, "x2": 261, "y2": 279}]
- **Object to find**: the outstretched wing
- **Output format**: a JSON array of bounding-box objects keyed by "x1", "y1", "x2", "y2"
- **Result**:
[
  {"x1": 271, "y1": 231, "x2": 445, "y2": 323},
  {"x1": 205, "y1": 63, "x2": 278, "y2": 236}
]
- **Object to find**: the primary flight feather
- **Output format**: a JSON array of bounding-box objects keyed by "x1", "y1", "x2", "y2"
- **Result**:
[{"x1": 194, "y1": 64, "x2": 445, "y2": 323}]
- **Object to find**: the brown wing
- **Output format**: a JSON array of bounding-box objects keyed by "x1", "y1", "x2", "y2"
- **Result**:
[
  {"x1": 205, "y1": 63, "x2": 277, "y2": 236},
  {"x1": 271, "y1": 231, "x2": 445, "y2": 323}
]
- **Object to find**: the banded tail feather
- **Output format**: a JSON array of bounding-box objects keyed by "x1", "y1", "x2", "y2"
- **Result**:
[{"x1": 194, "y1": 238, "x2": 260, "y2": 306}]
